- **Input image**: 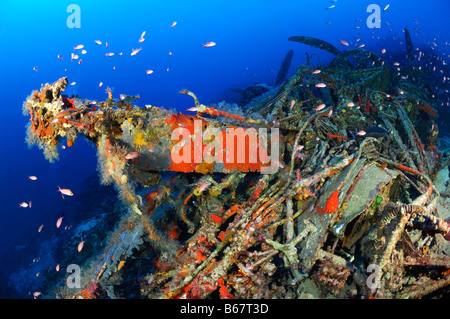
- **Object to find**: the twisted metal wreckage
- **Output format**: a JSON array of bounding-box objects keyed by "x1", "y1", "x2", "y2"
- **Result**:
[{"x1": 23, "y1": 34, "x2": 450, "y2": 299}]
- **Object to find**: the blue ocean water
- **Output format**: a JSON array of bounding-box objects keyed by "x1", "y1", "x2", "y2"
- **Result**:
[{"x1": 0, "y1": 0, "x2": 449, "y2": 298}]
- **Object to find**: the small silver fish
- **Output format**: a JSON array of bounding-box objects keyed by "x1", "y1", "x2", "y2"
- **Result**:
[{"x1": 131, "y1": 48, "x2": 142, "y2": 56}]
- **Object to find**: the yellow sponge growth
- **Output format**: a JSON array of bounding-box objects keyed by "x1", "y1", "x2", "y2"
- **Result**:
[{"x1": 134, "y1": 132, "x2": 147, "y2": 146}]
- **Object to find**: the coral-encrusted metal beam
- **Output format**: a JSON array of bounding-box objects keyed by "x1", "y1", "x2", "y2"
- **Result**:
[{"x1": 24, "y1": 77, "x2": 281, "y2": 175}]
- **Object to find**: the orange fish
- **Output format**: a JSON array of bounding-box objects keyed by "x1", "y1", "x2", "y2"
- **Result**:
[
  {"x1": 315, "y1": 103, "x2": 326, "y2": 111},
  {"x1": 202, "y1": 42, "x2": 216, "y2": 48},
  {"x1": 131, "y1": 48, "x2": 142, "y2": 56},
  {"x1": 290, "y1": 100, "x2": 295, "y2": 110},
  {"x1": 125, "y1": 152, "x2": 140, "y2": 160},
  {"x1": 315, "y1": 83, "x2": 327, "y2": 88},
  {"x1": 340, "y1": 40, "x2": 349, "y2": 46},
  {"x1": 197, "y1": 182, "x2": 211, "y2": 193},
  {"x1": 29, "y1": 176, "x2": 37, "y2": 180},
  {"x1": 38, "y1": 224, "x2": 44, "y2": 232},
  {"x1": 56, "y1": 216, "x2": 64, "y2": 228},
  {"x1": 325, "y1": 190, "x2": 339, "y2": 213},
  {"x1": 170, "y1": 21, "x2": 177, "y2": 28},
  {"x1": 58, "y1": 186, "x2": 73, "y2": 198},
  {"x1": 312, "y1": 69, "x2": 321, "y2": 74},
  {"x1": 78, "y1": 240, "x2": 85, "y2": 252},
  {"x1": 356, "y1": 130, "x2": 366, "y2": 136},
  {"x1": 73, "y1": 44, "x2": 84, "y2": 50},
  {"x1": 273, "y1": 160, "x2": 284, "y2": 169}
]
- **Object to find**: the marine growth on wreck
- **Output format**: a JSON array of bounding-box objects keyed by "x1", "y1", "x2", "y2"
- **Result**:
[{"x1": 23, "y1": 33, "x2": 450, "y2": 300}]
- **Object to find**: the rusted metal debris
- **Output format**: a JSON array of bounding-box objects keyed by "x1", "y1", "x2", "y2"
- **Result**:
[
  {"x1": 288, "y1": 35, "x2": 342, "y2": 56},
  {"x1": 24, "y1": 39, "x2": 450, "y2": 299}
]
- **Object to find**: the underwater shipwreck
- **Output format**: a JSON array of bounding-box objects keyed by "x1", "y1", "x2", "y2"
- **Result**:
[{"x1": 23, "y1": 32, "x2": 450, "y2": 299}]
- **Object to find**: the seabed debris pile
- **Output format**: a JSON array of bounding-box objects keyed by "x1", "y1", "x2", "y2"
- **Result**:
[{"x1": 23, "y1": 34, "x2": 450, "y2": 299}]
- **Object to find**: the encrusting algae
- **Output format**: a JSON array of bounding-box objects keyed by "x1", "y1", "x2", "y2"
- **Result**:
[{"x1": 23, "y1": 33, "x2": 450, "y2": 299}]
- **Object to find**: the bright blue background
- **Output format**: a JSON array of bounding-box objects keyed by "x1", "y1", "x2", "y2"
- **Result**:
[{"x1": 0, "y1": 0, "x2": 448, "y2": 297}]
